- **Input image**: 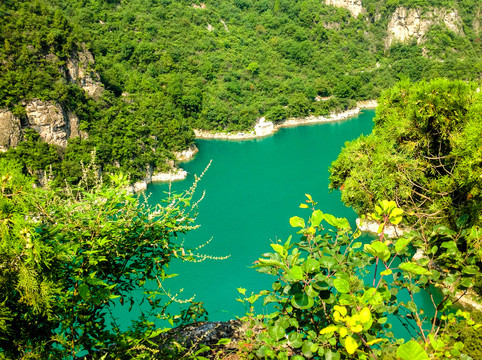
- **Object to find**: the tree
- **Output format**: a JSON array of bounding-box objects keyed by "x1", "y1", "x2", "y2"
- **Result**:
[
  {"x1": 0, "y1": 159, "x2": 208, "y2": 358},
  {"x1": 237, "y1": 196, "x2": 482, "y2": 359},
  {"x1": 329, "y1": 79, "x2": 482, "y2": 231}
]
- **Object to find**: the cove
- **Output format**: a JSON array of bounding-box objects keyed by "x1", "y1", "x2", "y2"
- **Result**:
[
  {"x1": 145, "y1": 110, "x2": 437, "y2": 338},
  {"x1": 147, "y1": 111, "x2": 374, "y2": 317}
]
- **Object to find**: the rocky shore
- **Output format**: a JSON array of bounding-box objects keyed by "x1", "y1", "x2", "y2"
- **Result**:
[{"x1": 194, "y1": 100, "x2": 378, "y2": 141}]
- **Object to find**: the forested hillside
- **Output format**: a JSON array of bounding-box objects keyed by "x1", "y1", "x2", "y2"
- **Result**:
[{"x1": 0, "y1": 0, "x2": 480, "y2": 183}]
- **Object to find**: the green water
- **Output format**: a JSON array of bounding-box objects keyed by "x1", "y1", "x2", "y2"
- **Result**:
[{"x1": 143, "y1": 110, "x2": 437, "y2": 338}]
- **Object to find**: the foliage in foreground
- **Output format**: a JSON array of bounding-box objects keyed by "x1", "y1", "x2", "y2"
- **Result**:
[
  {"x1": 0, "y1": 158, "x2": 212, "y2": 359},
  {"x1": 237, "y1": 196, "x2": 481, "y2": 359}
]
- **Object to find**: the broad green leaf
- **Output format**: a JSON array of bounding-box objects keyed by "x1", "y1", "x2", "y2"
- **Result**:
[
  {"x1": 324, "y1": 214, "x2": 350, "y2": 229},
  {"x1": 395, "y1": 237, "x2": 411, "y2": 253},
  {"x1": 380, "y1": 269, "x2": 392, "y2": 276},
  {"x1": 299, "y1": 203, "x2": 309, "y2": 209},
  {"x1": 268, "y1": 325, "x2": 285, "y2": 341},
  {"x1": 345, "y1": 336, "x2": 358, "y2": 354},
  {"x1": 333, "y1": 278, "x2": 350, "y2": 294},
  {"x1": 462, "y1": 265, "x2": 479, "y2": 275},
  {"x1": 333, "y1": 305, "x2": 347, "y2": 316},
  {"x1": 310, "y1": 209, "x2": 324, "y2": 227},
  {"x1": 399, "y1": 262, "x2": 432, "y2": 275},
  {"x1": 216, "y1": 338, "x2": 231, "y2": 345},
  {"x1": 396, "y1": 340, "x2": 429, "y2": 360},
  {"x1": 237, "y1": 287, "x2": 246, "y2": 295},
  {"x1": 320, "y1": 325, "x2": 338, "y2": 334},
  {"x1": 428, "y1": 334, "x2": 444, "y2": 351},
  {"x1": 364, "y1": 241, "x2": 390, "y2": 262},
  {"x1": 290, "y1": 216, "x2": 305, "y2": 228},
  {"x1": 79, "y1": 283, "x2": 90, "y2": 301},
  {"x1": 288, "y1": 332, "x2": 303, "y2": 348},
  {"x1": 303, "y1": 258, "x2": 320, "y2": 273},
  {"x1": 359, "y1": 307, "x2": 372, "y2": 324},
  {"x1": 289, "y1": 266, "x2": 304, "y2": 281},
  {"x1": 305, "y1": 285, "x2": 319, "y2": 298},
  {"x1": 291, "y1": 293, "x2": 314, "y2": 310},
  {"x1": 270, "y1": 243, "x2": 285, "y2": 256}
]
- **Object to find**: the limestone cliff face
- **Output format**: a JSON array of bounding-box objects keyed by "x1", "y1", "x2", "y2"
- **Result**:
[
  {"x1": 0, "y1": 110, "x2": 22, "y2": 152},
  {"x1": 1, "y1": 45, "x2": 101, "y2": 151},
  {"x1": 0, "y1": 100, "x2": 85, "y2": 150},
  {"x1": 325, "y1": 0, "x2": 363, "y2": 17},
  {"x1": 25, "y1": 99, "x2": 83, "y2": 148},
  {"x1": 65, "y1": 45, "x2": 104, "y2": 99},
  {"x1": 385, "y1": 7, "x2": 464, "y2": 49}
]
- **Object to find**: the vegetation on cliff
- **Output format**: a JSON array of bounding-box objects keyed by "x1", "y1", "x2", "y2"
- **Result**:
[{"x1": 1, "y1": 0, "x2": 481, "y2": 183}]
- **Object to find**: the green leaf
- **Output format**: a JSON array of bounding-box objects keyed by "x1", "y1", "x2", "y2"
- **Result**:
[
  {"x1": 364, "y1": 241, "x2": 390, "y2": 262},
  {"x1": 345, "y1": 336, "x2": 358, "y2": 354},
  {"x1": 399, "y1": 262, "x2": 432, "y2": 275},
  {"x1": 324, "y1": 214, "x2": 350, "y2": 229},
  {"x1": 270, "y1": 243, "x2": 285, "y2": 256},
  {"x1": 79, "y1": 283, "x2": 90, "y2": 301},
  {"x1": 462, "y1": 265, "x2": 479, "y2": 275},
  {"x1": 216, "y1": 338, "x2": 231, "y2": 345},
  {"x1": 333, "y1": 278, "x2": 350, "y2": 294},
  {"x1": 288, "y1": 332, "x2": 303, "y2": 348},
  {"x1": 290, "y1": 216, "x2": 305, "y2": 228},
  {"x1": 396, "y1": 340, "x2": 429, "y2": 360},
  {"x1": 303, "y1": 258, "x2": 320, "y2": 273},
  {"x1": 395, "y1": 237, "x2": 411, "y2": 253},
  {"x1": 289, "y1": 266, "x2": 304, "y2": 281},
  {"x1": 380, "y1": 269, "x2": 392, "y2": 276},
  {"x1": 268, "y1": 325, "x2": 285, "y2": 341},
  {"x1": 320, "y1": 325, "x2": 338, "y2": 334},
  {"x1": 310, "y1": 210, "x2": 324, "y2": 227},
  {"x1": 291, "y1": 293, "x2": 314, "y2": 310}
]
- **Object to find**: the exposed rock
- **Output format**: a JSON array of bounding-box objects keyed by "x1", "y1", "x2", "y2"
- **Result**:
[
  {"x1": 24, "y1": 99, "x2": 83, "y2": 148},
  {"x1": 194, "y1": 104, "x2": 378, "y2": 140},
  {"x1": 254, "y1": 117, "x2": 275, "y2": 137},
  {"x1": 325, "y1": 0, "x2": 363, "y2": 17},
  {"x1": 154, "y1": 320, "x2": 242, "y2": 357},
  {"x1": 126, "y1": 167, "x2": 188, "y2": 193},
  {"x1": 207, "y1": 23, "x2": 214, "y2": 32},
  {"x1": 65, "y1": 45, "x2": 104, "y2": 98},
  {"x1": 0, "y1": 109, "x2": 22, "y2": 152},
  {"x1": 174, "y1": 145, "x2": 199, "y2": 162},
  {"x1": 220, "y1": 19, "x2": 229, "y2": 32},
  {"x1": 385, "y1": 7, "x2": 464, "y2": 49},
  {"x1": 356, "y1": 217, "x2": 407, "y2": 239},
  {"x1": 191, "y1": 3, "x2": 207, "y2": 9}
]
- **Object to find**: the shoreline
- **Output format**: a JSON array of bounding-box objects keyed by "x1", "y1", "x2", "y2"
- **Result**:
[
  {"x1": 194, "y1": 100, "x2": 377, "y2": 141},
  {"x1": 129, "y1": 101, "x2": 378, "y2": 191}
]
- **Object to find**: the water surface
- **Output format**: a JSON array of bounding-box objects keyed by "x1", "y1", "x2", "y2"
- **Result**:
[{"x1": 147, "y1": 110, "x2": 376, "y2": 320}]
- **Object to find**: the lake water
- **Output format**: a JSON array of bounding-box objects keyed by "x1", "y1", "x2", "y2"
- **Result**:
[
  {"x1": 137, "y1": 109, "x2": 438, "y2": 339},
  {"x1": 147, "y1": 111, "x2": 375, "y2": 319}
]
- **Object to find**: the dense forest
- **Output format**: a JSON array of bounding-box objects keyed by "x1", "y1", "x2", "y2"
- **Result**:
[
  {"x1": 0, "y1": 0, "x2": 480, "y2": 183},
  {"x1": 1, "y1": 82, "x2": 482, "y2": 358},
  {"x1": 1, "y1": 0, "x2": 482, "y2": 357}
]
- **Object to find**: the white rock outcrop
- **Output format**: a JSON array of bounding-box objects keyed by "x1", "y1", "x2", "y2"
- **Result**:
[
  {"x1": 65, "y1": 45, "x2": 104, "y2": 99},
  {"x1": 385, "y1": 7, "x2": 464, "y2": 49},
  {"x1": 356, "y1": 218, "x2": 407, "y2": 239},
  {"x1": 254, "y1": 117, "x2": 275, "y2": 137},
  {"x1": 325, "y1": 0, "x2": 363, "y2": 17},
  {"x1": 174, "y1": 145, "x2": 199, "y2": 162},
  {"x1": 0, "y1": 109, "x2": 22, "y2": 151},
  {"x1": 25, "y1": 99, "x2": 83, "y2": 148}
]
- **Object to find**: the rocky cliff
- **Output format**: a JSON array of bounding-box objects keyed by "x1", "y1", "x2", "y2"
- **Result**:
[
  {"x1": 325, "y1": 0, "x2": 363, "y2": 17},
  {"x1": 0, "y1": 46, "x2": 101, "y2": 151},
  {"x1": 65, "y1": 45, "x2": 104, "y2": 99},
  {"x1": 385, "y1": 7, "x2": 464, "y2": 49},
  {"x1": 0, "y1": 99, "x2": 86, "y2": 151}
]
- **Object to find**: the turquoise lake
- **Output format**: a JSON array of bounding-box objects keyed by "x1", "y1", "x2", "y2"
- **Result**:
[{"x1": 139, "y1": 109, "x2": 438, "y2": 338}]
